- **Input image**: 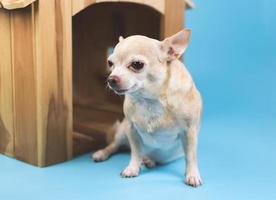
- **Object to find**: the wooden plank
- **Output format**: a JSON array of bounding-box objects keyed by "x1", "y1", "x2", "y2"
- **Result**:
[
  {"x1": 10, "y1": 5, "x2": 38, "y2": 165},
  {"x1": 1, "y1": 0, "x2": 193, "y2": 12},
  {"x1": 143, "y1": 0, "x2": 165, "y2": 13},
  {"x1": 117, "y1": 0, "x2": 143, "y2": 3},
  {"x1": 72, "y1": 0, "x2": 96, "y2": 16},
  {"x1": 34, "y1": 0, "x2": 72, "y2": 166},
  {"x1": 0, "y1": 10, "x2": 14, "y2": 157},
  {"x1": 0, "y1": 0, "x2": 37, "y2": 10},
  {"x1": 72, "y1": 0, "x2": 166, "y2": 16},
  {"x1": 160, "y1": 0, "x2": 185, "y2": 39},
  {"x1": 120, "y1": 0, "x2": 164, "y2": 14},
  {"x1": 96, "y1": 0, "x2": 118, "y2": 2}
]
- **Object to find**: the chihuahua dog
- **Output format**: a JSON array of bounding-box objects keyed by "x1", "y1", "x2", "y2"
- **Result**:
[{"x1": 92, "y1": 29, "x2": 202, "y2": 187}]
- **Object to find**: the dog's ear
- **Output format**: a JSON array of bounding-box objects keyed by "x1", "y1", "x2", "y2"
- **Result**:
[
  {"x1": 160, "y1": 29, "x2": 191, "y2": 61},
  {"x1": 119, "y1": 36, "x2": 124, "y2": 42}
]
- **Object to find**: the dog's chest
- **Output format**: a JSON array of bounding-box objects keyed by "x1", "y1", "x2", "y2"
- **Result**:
[{"x1": 129, "y1": 100, "x2": 182, "y2": 148}]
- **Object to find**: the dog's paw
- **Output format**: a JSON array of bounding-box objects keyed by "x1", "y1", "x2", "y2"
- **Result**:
[
  {"x1": 120, "y1": 166, "x2": 140, "y2": 178},
  {"x1": 185, "y1": 171, "x2": 202, "y2": 187},
  {"x1": 92, "y1": 150, "x2": 108, "y2": 162},
  {"x1": 143, "y1": 156, "x2": 156, "y2": 168}
]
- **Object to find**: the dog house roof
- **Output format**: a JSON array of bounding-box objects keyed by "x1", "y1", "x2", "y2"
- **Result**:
[{"x1": 0, "y1": 0, "x2": 195, "y2": 10}]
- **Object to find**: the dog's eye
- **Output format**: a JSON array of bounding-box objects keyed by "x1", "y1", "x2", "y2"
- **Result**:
[
  {"x1": 131, "y1": 61, "x2": 144, "y2": 71},
  {"x1": 107, "y1": 60, "x2": 114, "y2": 68}
]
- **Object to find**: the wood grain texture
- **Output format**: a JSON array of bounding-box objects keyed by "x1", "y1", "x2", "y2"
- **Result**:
[
  {"x1": 1, "y1": 0, "x2": 193, "y2": 12},
  {"x1": 143, "y1": 0, "x2": 165, "y2": 13},
  {"x1": 72, "y1": 0, "x2": 96, "y2": 16},
  {"x1": 11, "y1": 5, "x2": 38, "y2": 165},
  {"x1": 160, "y1": 0, "x2": 185, "y2": 39},
  {"x1": 0, "y1": 0, "x2": 190, "y2": 166},
  {"x1": 72, "y1": 0, "x2": 166, "y2": 16},
  {"x1": 0, "y1": 0, "x2": 37, "y2": 9},
  {"x1": 34, "y1": 0, "x2": 72, "y2": 166},
  {"x1": 0, "y1": 10, "x2": 14, "y2": 157}
]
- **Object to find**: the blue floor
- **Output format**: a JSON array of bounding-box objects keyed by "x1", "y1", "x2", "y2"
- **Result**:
[{"x1": 1, "y1": 115, "x2": 275, "y2": 200}]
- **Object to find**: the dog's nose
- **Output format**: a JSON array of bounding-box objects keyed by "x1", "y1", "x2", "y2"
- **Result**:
[{"x1": 108, "y1": 75, "x2": 120, "y2": 87}]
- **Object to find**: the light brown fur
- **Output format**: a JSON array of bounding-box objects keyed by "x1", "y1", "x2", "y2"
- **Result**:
[{"x1": 92, "y1": 29, "x2": 203, "y2": 187}]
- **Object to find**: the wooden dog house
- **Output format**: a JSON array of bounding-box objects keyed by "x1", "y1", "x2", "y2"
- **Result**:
[{"x1": 0, "y1": 0, "x2": 194, "y2": 167}]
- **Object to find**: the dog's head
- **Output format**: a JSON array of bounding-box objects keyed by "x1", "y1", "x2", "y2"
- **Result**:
[{"x1": 106, "y1": 29, "x2": 191, "y2": 97}]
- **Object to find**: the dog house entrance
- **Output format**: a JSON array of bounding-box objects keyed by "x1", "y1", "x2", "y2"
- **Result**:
[{"x1": 72, "y1": 2, "x2": 161, "y2": 156}]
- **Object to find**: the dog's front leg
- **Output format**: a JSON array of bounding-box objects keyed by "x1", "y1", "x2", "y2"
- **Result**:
[
  {"x1": 121, "y1": 124, "x2": 143, "y2": 178},
  {"x1": 182, "y1": 126, "x2": 202, "y2": 187}
]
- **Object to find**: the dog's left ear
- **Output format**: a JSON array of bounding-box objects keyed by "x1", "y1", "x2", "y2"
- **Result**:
[{"x1": 160, "y1": 29, "x2": 191, "y2": 61}]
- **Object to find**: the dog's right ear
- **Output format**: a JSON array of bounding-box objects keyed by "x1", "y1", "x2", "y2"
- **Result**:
[
  {"x1": 119, "y1": 36, "x2": 124, "y2": 42},
  {"x1": 160, "y1": 29, "x2": 191, "y2": 61}
]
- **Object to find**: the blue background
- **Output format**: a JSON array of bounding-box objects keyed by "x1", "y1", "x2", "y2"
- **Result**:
[
  {"x1": 186, "y1": 0, "x2": 276, "y2": 119},
  {"x1": 0, "y1": 1, "x2": 275, "y2": 199}
]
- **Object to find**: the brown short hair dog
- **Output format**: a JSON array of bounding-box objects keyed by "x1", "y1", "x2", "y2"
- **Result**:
[{"x1": 93, "y1": 29, "x2": 203, "y2": 187}]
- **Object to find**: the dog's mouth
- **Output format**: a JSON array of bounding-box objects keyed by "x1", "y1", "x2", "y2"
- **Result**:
[
  {"x1": 111, "y1": 84, "x2": 137, "y2": 95},
  {"x1": 113, "y1": 88, "x2": 129, "y2": 94}
]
